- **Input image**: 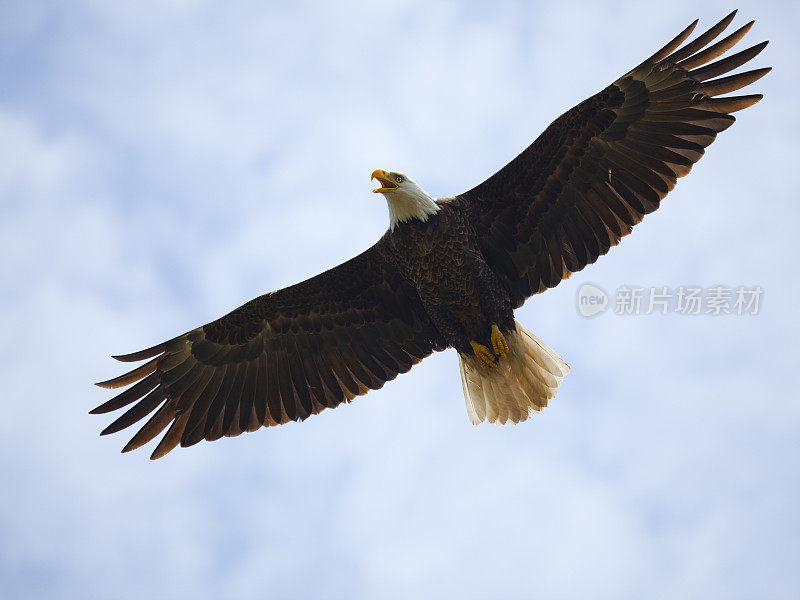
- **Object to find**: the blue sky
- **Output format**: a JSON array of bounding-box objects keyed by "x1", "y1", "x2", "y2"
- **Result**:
[{"x1": 1, "y1": 0, "x2": 798, "y2": 598}]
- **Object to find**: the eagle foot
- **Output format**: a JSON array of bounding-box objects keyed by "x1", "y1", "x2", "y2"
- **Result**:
[
  {"x1": 470, "y1": 340, "x2": 498, "y2": 369},
  {"x1": 491, "y1": 324, "x2": 509, "y2": 359}
]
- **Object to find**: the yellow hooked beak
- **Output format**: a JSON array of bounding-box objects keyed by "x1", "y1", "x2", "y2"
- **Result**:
[{"x1": 371, "y1": 169, "x2": 398, "y2": 193}]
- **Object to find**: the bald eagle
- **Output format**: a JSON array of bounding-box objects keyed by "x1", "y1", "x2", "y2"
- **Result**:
[{"x1": 95, "y1": 12, "x2": 769, "y2": 459}]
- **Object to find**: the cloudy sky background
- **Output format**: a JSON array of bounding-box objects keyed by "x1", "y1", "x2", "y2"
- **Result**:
[{"x1": 1, "y1": 0, "x2": 798, "y2": 598}]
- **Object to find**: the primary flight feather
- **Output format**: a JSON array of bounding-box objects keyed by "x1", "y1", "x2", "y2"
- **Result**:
[{"x1": 94, "y1": 11, "x2": 769, "y2": 459}]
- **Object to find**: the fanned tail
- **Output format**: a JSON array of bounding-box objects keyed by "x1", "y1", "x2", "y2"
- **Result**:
[{"x1": 458, "y1": 320, "x2": 569, "y2": 424}]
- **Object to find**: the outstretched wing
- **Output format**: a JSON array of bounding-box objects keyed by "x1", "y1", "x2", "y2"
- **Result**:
[
  {"x1": 458, "y1": 11, "x2": 769, "y2": 308},
  {"x1": 93, "y1": 240, "x2": 445, "y2": 459}
]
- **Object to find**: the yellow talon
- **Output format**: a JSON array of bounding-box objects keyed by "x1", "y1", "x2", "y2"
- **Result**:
[
  {"x1": 491, "y1": 324, "x2": 509, "y2": 359},
  {"x1": 470, "y1": 340, "x2": 498, "y2": 369}
]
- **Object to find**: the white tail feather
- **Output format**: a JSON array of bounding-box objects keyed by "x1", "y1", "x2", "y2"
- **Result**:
[{"x1": 458, "y1": 320, "x2": 570, "y2": 425}]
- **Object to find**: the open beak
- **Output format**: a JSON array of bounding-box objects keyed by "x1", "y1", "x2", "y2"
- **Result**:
[{"x1": 371, "y1": 169, "x2": 397, "y2": 193}]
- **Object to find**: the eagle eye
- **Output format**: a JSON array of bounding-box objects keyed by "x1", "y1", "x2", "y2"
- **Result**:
[{"x1": 395, "y1": 175, "x2": 403, "y2": 183}]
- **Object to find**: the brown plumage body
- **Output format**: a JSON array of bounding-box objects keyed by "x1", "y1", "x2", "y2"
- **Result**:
[{"x1": 384, "y1": 200, "x2": 514, "y2": 353}]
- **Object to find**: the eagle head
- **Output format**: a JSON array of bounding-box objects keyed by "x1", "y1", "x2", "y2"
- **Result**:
[{"x1": 371, "y1": 169, "x2": 439, "y2": 231}]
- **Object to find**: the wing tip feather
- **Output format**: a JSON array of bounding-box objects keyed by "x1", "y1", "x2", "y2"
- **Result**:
[
  {"x1": 643, "y1": 18, "x2": 699, "y2": 66},
  {"x1": 149, "y1": 443, "x2": 174, "y2": 460},
  {"x1": 94, "y1": 357, "x2": 159, "y2": 390},
  {"x1": 121, "y1": 435, "x2": 149, "y2": 454},
  {"x1": 122, "y1": 429, "x2": 158, "y2": 455},
  {"x1": 701, "y1": 93, "x2": 764, "y2": 113},
  {"x1": 99, "y1": 423, "x2": 119, "y2": 437},
  {"x1": 112, "y1": 347, "x2": 165, "y2": 363}
]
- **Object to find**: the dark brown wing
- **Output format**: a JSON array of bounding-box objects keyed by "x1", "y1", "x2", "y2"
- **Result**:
[
  {"x1": 458, "y1": 11, "x2": 769, "y2": 308},
  {"x1": 93, "y1": 239, "x2": 445, "y2": 459}
]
